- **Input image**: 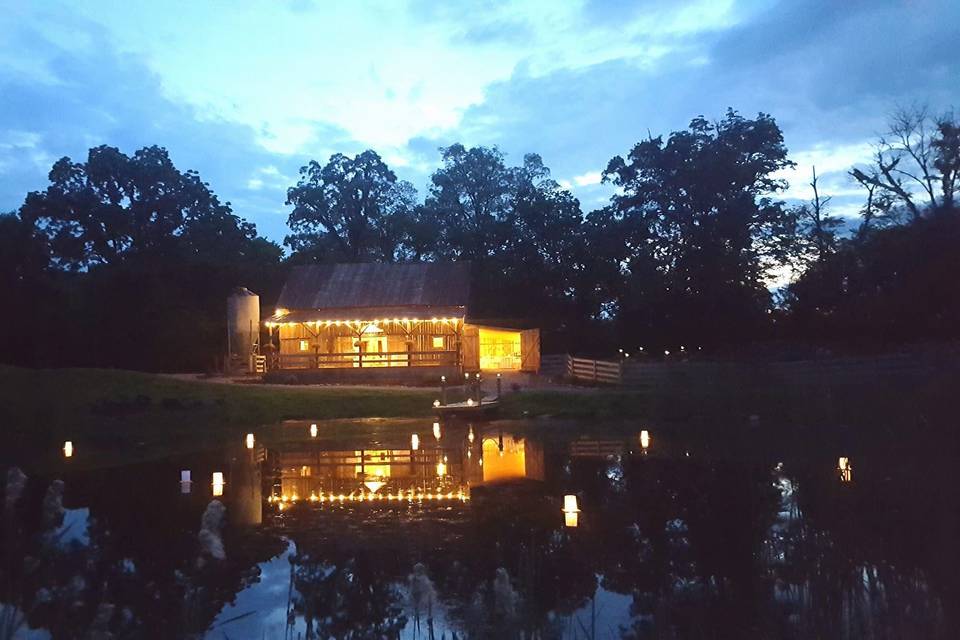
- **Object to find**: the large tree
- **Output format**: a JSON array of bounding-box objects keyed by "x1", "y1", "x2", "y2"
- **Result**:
[
  {"x1": 601, "y1": 110, "x2": 797, "y2": 347},
  {"x1": 10, "y1": 145, "x2": 282, "y2": 371},
  {"x1": 420, "y1": 146, "x2": 591, "y2": 345},
  {"x1": 285, "y1": 150, "x2": 417, "y2": 262},
  {"x1": 19, "y1": 145, "x2": 254, "y2": 269}
]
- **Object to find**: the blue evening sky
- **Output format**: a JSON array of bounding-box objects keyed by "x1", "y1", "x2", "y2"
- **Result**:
[{"x1": 2, "y1": 0, "x2": 958, "y2": 243}]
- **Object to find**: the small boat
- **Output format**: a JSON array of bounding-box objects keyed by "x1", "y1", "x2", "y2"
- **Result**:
[{"x1": 435, "y1": 396, "x2": 500, "y2": 417}]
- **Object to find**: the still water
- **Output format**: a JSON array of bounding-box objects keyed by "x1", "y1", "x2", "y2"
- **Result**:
[{"x1": 1, "y1": 419, "x2": 955, "y2": 639}]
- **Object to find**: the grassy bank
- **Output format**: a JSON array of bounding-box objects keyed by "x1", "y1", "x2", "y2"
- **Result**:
[{"x1": 1, "y1": 363, "x2": 956, "y2": 468}]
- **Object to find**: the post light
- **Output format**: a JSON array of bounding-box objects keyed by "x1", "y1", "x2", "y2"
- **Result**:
[
  {"x1": 619, "y1": 348, "x2": 623, "y2": 353},
  {"x1": 411, "y1": 433, "x2": 420, "y2": 451},
  {"x1": 63, "y1": 441, "x2": 73, "y2": 458},
  {"x1": 680, "y1": 345, "x2": 685, "y2": 351},
  {"x1": 664, "y1": 350, "x2": 670, "y2": 356},
  {"x1": 465, "y1": 372, "x2": 470, "y2": 381},
  {"x1": 212, "y1": 472, "x2": 225, "y2": 497},
  {"x1": 441, "y1": 375, "x2": 446, "y2": 382},
  {"x1": 562, "y1": 494, "x2": 580, "y2": 528},
  {"x1": 496, "y1": 373, "x2": 502, "y2": 400},
  {"x1": 433, "y1": 422, "x2": 441, "y2": 441},
  {"x1": 625, "y1": 352, "x2": 630, "y2": 358},
  {"x1": 441, "y1": 375, "x2": 447, "y2": 406},
  {"x1": 466, "y1": 398, "x2": 474, "y2": 407},
  {"x1": 245, "y1": 433, "x2": 255, "y2": 449},
  {"x1": 433, "y1": 399, "x2": 441, "y2": 408},
  {"x1": 640, "y1": 430, "x2": 650, "y2": 450},
  {"x1": 310, "y1": 423, "x2": 318, "y2": 438},
  {"x1": 639, "y1": 346, "x2": 644, "y2": 352},
  {"x1": 468, "y1": 425, "x2": 475, "y2": 444}
]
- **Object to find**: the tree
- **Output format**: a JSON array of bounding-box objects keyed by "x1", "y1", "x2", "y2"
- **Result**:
[
  {"x1": 601, "y1": 110, "x2": 797, "y2": 346},
  {"x1": 794, "y1": 166, "x2": 844, "y2": 265},
  {"x1": 285, "y1": 150, "x2": 417, "y2": 262},
  {"x1": 19, "y1": 145, "x2": 247, "y2": 270},
  {"x1": 421, "y1": 144, "x2": 516, "y2": 262},
  {"x1": 9, "y1": 145, "x2": 282, "y2": 371},
  {"x1": 850, "y1": 106, "x2": 959, "y2": 221},
  {"x1": 421, "y1": 146, "x2": 591, "y2": 346}
]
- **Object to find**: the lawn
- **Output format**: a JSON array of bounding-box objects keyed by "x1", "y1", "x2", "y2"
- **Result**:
[{"x1": 1, "y1": 362, "x2": 956, "y2": 470}]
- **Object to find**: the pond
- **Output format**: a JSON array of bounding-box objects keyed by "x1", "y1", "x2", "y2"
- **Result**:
[{"x1": 1, "y1": 419, "x2": 955, "y2": 639}]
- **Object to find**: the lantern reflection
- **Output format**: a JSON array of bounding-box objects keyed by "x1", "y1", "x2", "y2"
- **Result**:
[
  {"x1": 838, "y1": 456, "x2": 852, "y2": 482},
  {"x1": 562, "y1": 494, "x2": 580, "y2": 528},
  {"x1": 212, "y1": 471, "x2": 225, "y2": 496},
  {"x1": 63, "y1": 441, "x2": 73, "y2": 458}
]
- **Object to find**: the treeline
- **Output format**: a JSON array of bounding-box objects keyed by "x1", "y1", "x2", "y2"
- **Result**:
[{"x1": 1, "y1": 108, "x2": 957, "y2": 371}]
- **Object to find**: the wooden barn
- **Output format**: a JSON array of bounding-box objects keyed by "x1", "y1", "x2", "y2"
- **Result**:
[{"x1": 264, "y1": 262, "x2": 539, "y2": 381}]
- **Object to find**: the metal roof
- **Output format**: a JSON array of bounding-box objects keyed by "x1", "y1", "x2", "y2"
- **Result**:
[{"x1": 276, "y1": 262, "x2": 471, "y2": 311}]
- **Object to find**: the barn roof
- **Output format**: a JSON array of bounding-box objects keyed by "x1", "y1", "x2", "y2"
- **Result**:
[{"x1": 276, "y1": 262, "x2": 471, "y2": 313}]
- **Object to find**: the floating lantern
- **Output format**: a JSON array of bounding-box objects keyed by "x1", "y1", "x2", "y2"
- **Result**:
[
  {"x1": 562, "y1": 494, "x2": 580, "y2": 528},
  {"x1": 310, "y1": 423, "x2": 318, "y2": 438},
  {"x1": 245, "y1": 433, "x2": 255, "y2": 449},
  {"x1": 838, "y1": 456, "x2": 852, "y2": 482},
  {"x1": 433, "y1": 422, "x2": 441, "y2": 440},
  {"x1": 212, "y1": 472, "x2": 225, "y2": 497},
  {"x1": 411, "y1": 433, "x2": 420, "y2": 451},
  {"x1": 640, "y1": 430, "x2": 650, "y2": 450},
  {"x1": 63, "y1": 441, "x2": 73, "y2": 458}
]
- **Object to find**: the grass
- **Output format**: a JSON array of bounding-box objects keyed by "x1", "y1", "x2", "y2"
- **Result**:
[{"x1": 1, "y1": 362, "x2": 957, "y2": 470}]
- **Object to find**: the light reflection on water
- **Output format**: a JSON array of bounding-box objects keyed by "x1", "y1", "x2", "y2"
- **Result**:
[{"x1": 0, "y1": 420, "x2": 954, "y2": 639}]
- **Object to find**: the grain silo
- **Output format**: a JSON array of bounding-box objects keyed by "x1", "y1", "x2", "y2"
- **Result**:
[{"x1": 227, "y1": 287, "x2": 260, "y2": 372}]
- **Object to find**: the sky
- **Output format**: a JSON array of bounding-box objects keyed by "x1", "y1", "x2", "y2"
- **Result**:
[{"x1": 1, "y1": 0, "x2": 958, "y2": 244}]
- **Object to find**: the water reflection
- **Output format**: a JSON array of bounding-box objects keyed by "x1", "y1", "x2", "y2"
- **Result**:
[{"x1": 1, "y1": 421, "x2": 954, "y2": 639}]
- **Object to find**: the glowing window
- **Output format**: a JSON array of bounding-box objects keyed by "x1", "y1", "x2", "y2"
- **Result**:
[
  {"x1": 432, "y1": 336, "x2": 445, "y2": 349},
  {"x1": 299, "y1": 340, "x2": 310, "y2": 351}
]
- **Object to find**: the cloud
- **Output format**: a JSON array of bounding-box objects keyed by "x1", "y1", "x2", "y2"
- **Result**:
[{"x1": 1, "y1": 0, "x2": 957, "y2": 240}]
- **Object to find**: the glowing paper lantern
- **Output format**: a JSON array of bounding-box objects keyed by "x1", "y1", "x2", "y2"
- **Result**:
[
  {"x1": 310, "y1": 423, "x2": 318, "y2": 438},
  {"x1": 245, "y1": 433, "x2": 255, "y2": 449},
  {"x1": 212, "y1": 472, "x2": 225, "y2": 497},
  {"x1": 562, "y1": 494, "x2": 580, "y2": 528},
  {"x1": 63, "y1": 441, "x2": 73, "y2": 458},
  {"x1": 640, "y1": 430, "x2": 650, "y2": 450},
  {"x1": 838, "y1": 456, "x2": 852, "y2": 482},
  {"x1": 436, "y1": 461, "x2": 447, "y2": 477},
  {"x1": 411, "y1": 433, "x2": 420, "y2": 451},
  {"x1": 433, "y1": 422, "x2": 441, "y2": 440}
]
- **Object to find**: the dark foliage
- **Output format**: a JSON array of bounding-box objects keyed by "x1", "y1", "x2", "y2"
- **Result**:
[{"x1": 2, "y1": 107, "x2": 957, "y2": 372}]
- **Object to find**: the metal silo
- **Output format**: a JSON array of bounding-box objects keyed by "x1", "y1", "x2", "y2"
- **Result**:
[{"x1": 227, "y1": 287, "x2": 260, "y2": 372}]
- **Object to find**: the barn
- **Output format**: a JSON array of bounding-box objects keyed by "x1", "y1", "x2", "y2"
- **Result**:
[{"x1": 263, "y1": 262, "x2": 540, "y2": 381}]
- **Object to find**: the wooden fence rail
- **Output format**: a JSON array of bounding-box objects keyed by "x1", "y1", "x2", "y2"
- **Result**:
[{"x1": 543, "y1": 351, "x2": 958, "y2": 388}]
